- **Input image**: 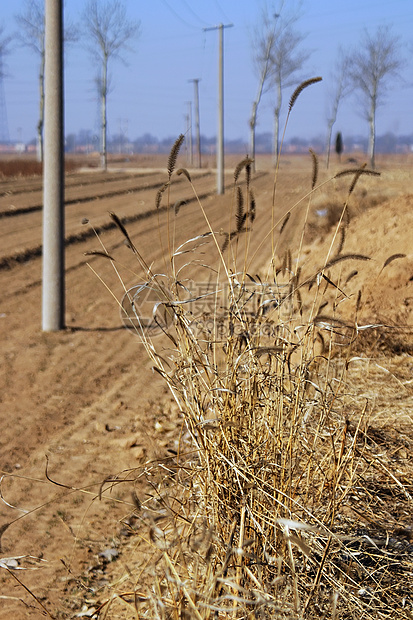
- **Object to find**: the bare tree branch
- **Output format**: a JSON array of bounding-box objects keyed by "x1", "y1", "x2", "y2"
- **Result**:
[
  {"x1": 0, "y1": 24, "x2": 12, "y2": 80},
  {"x1": 15, "y1": 1, "x2": 44, "y2": 55},
  {"x1": 249, "y1": 9, "x2": 277, "y2": 170}
]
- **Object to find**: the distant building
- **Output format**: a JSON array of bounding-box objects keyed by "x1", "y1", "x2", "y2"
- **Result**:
[{"x1": 0, "y1": 142, "x2": 27, "y2": 154}]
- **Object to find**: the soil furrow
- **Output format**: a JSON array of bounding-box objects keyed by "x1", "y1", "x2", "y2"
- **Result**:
[
  {"x1": 0, "y1": 172, "x2": 203, "y2": 218},
  {"x1": 0, "y1": 171, "x2": 268, "y2": 271},
  {"x1": 0, "y1": 170, "x2": 160, "y2": 197}
]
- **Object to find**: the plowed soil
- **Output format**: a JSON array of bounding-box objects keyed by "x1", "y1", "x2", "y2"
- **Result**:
[{"x1": 0, "y1": 154, "x2": 412, "y2": 618}]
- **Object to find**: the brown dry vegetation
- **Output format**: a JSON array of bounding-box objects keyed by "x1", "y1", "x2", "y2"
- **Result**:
[
  {"x1": 0, "y1": 156, "x2": 84, "y2": 179},
  {"x1": 0, "y1": 150, "x2": 412, "y2": 619}
]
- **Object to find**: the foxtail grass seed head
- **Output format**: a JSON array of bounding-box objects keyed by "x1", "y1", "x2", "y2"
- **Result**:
[
  {"x1": 236, "y1": 186, "x2": 245, "y2": 231},
  {"x1": 249, "y1": 190, "x2": 256, "y2": 222},
  {"x1": 155, "y1": 182, "x2": 170, "y2": 209},
  {"x1": 287, "y1": 248, "x2": 292, "y2": 272},
  {"x1": 336, "y1": 225, "x2": 346, "y2": 257},
  {"x1": 288, "y1": 77, "x2": 322, "y2": 113},
  {"x1": 109, "y1": 211, "x2": 132, "y2": 246},
  {"x1": 349, "y1": 167, "x2": 368, "y2": 195},
  {"x1": 221, "y1": 231, "x2": 230, "y2": 253},
  {"x1": 356, "y1": 289, "x2": 362, "y2": 313},
  {"x1": 168, "y1": 134, "x2": 185, "y2": 178},
  {"x1": 344, "y1": 269, "x2": 358, "y2": 285},
  {"x1": 334, "y1": 165, "x2": 366, "y2": 180},
  {"x1": 234, "y1": 157, "x2": 253, "y2": 183},
  {"x1": 280, "y1": 211, "x2": 291, "y2": 234},
  {"x1": 84, "y1": 250, "x2": 115, "y2": 261},
  {"x1": 309, "y1": 148, "x2": 318, "y2": 189},
  {"x1": 245, "y1": 157, "x2": 251, "y2": 187},
  {"x1": 176, "y1": 167, "x2": 192, "y2": 183},
  {"x1": 334, "y1": 165, "x2": 380, "y2": 195},
  {"x1": 324, "y1": 253, "x2": 371, "y2": 270},
  {"x1": 382, "y1": 253, "x2": 406, "y2": 269},
  {"x1": 174, "y1": 199, "x2": 187, "y2": 216}
]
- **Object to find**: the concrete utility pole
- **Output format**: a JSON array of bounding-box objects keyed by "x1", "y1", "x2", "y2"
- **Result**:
[
  {"x1": 189, "y1": 78, "x2": 201, "y2": 168},
  {"x1": 204, "y1": 24, "x2": 233, "y2": 194},
  {"x1": 0, "y1": 56, "x2": 10, "y2": 143},
  {"x1": 185, "y1": 101, "x2": 193, "y2": 165},
  {"x1": 42, "y1": 0, "x2": 65, "y2": 331}
]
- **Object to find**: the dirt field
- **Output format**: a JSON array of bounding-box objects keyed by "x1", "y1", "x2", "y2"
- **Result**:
[{"x1": 0, "y1": 153, "x2": 412, "y2": 618}]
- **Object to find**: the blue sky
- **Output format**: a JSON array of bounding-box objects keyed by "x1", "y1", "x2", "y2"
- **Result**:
[{"x1": 1, "y1": 0, "x2": 412, "y2": 146}]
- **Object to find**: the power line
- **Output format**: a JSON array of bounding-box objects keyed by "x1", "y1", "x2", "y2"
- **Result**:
[
  {"x1": 159, "y1": 0, "x2": 199, "y2": 29},
  {"x1": 213, "y1": 0, "x2": 232, "y2": 24},
  {"x1": 179, "y1": 0, "x2": 209, "y2": 27}
]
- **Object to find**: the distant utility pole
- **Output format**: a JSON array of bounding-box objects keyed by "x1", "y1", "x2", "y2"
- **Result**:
[
  {"x1": 0, "y1": 58, "x2": 9, "y2": 143},
  {"x1": 42, "y1": 0, "x2": 64, "y2": 331},
  {"x1": 188, "y1": 78, "x2": 201, "y2": 168},
  {"x1": 185, "y1": 101, "x2": 193, "y2": 165},
  {"x1": 118, "y1": 117, "x2": 128, "y2": 154},
  {"x1": 204, "y1": 24, "x2": 233, "y2": 194}
]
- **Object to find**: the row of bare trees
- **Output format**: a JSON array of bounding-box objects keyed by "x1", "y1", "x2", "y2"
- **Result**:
[
  {"x1": 5, "y1": 0, "x2": 139, "y2": 169},
  {"x1": 1, "y1": 1, "x2": 405, "y2": 170},
  {"x1": 250, "y1": 3, "x2": 404, "y2": 169}
]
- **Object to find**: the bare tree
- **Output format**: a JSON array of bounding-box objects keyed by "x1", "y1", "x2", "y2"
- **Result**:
[
  {"x1": 271, "y1": 24, "x2": 309, "y2": 160},
  {"x1": 348, "y1": 26, "x2": 403, "y2": 169},
  {"x1": 325, "y1": 50, "x2": 351, "y2": 168},
  {"x1": 15, "y1": 0, "x2": 77, "y2": 162},
  {"x1": 251, "y1": 4, "x2": 308, "y2": 161},
  {"x1": 83, "y1": 0, "x2": 140, "y2": 170},
  {"x1": 249, "y1": 11, "x2": 276, "y2": 171}
]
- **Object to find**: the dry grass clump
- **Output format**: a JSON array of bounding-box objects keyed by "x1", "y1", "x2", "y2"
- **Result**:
[{"x1": 86, "y1": 100, "x2": 412, "y2": 616}]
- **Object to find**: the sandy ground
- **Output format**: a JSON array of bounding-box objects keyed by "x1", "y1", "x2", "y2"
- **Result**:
[{"x1": 0, "y1": 153, "x2": 412, "y2": 618}]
